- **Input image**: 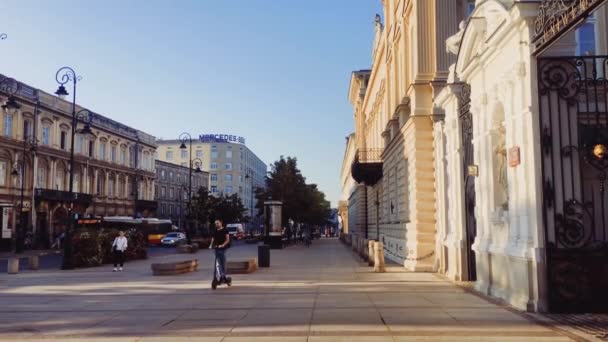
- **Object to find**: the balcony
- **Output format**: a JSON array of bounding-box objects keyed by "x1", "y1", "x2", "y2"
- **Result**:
[
  {"x1": 351, "y1": 149, "x2": 383, "y2": 186},
  {"x1": 34, "y1": 189, "x2": 93, "y2": 205},
  {"x1": 136, "y1": 199, "x2": 158, "y2": 210}
]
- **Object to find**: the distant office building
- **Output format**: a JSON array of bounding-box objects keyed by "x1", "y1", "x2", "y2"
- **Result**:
[
  {"x1": 154, "y1": 160, "x2": 209, "y2": 228},
  {"x1": 156, "y1": 134, "x2": 266, "y2": 221}
]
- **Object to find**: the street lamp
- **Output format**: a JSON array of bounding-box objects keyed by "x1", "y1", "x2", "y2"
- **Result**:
[
  {"x1": 55, "y1": 66, "x2": 94, "y2": 270},
  {"x1": 0, "y1": 33, "x2": 7, "y2": 40},
  {"x1": 244, "y1": 168, "x2": 255, "y2": 233},
  {"x1": 11, "y1": 135, "x2": 38, "y2": 254},
  {"x1": 179, "y1": 132, "x2": 202, "y2": 242}
]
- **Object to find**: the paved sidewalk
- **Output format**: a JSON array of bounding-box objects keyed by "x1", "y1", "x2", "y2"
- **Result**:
[{"x1": 0, "y1": 239, "x2": 582, "y2": 341}]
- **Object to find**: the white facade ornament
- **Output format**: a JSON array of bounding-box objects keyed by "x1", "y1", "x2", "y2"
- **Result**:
[{"x1": 446, "y1": 21, "x2": 466, "y2": 55}]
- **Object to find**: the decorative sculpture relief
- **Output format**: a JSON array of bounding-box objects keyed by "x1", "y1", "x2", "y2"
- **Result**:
[{"x1": 493, "y1": 122, "x2": 508, "y2": 210}]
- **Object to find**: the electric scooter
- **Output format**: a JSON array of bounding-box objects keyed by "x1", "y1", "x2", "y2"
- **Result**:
[{"x1": 211, "y1": 246, "x2": 232, "y2": 290}]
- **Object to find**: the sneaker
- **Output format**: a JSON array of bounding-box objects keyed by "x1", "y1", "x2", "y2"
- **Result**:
[
  {"x1": 113, "y1": 268, "x2": 117, "y2": 272},
  {"x1": 119, "y1": 267, "x2": 123, "y2": 271}
]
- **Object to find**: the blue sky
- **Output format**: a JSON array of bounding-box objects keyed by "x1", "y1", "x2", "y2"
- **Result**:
[{"x1": 0, "y1": 0, "x2": 382, "y2": 206}]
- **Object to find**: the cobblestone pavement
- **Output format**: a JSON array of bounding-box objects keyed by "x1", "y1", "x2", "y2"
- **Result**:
[{"x1": 0, "y1": 238, "x2": 590, "y2": 341}]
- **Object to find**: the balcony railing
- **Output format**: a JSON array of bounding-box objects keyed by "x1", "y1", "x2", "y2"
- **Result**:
[
  {"x1": 357, "y1": 148, "x2": 383, "y2": 163},
  {"x1": 34, "y1": 189, "x2": 93, "y2": 205},
  {"x1": 136, "y1": 199, "x2": 158, "y2": 210},
  {"x1": 351, "y1": 148, "x2": 383, "y2": 186}
]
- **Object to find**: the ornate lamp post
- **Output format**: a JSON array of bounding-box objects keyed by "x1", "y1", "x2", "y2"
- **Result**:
[
  {"x1": 1, "y1": 77, "x2": 22, "y2": 252},
  {"x1": 179, "y1": 133, "x2": 202, "y2": 241},
  {"x1": 11, "y1": 134, "x2": 38, "y2": 253},
  {"x1": 55, "y1": 67, "x2": 93, "y2": 270},
  {"x1": 244, "y1": 168, "x2": 255, "y2": 233}
]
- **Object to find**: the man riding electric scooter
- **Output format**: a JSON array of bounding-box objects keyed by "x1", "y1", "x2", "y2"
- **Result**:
[{"x1": 209, "y1": 219, "x2": 232, "y2": 289}]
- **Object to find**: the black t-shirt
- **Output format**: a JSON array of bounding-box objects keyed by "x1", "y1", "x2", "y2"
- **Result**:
[{"x1": 213, "y1": 228, "x2": 229, "y2": 248}]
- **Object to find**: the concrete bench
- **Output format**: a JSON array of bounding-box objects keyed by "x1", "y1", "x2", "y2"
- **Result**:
[
  {"x1": 176, "y1": 244, "x2": 199, "y2": 254},
  {"x1": 151, "y1": 259, "x2": 199, "y2": 276},
  {"x1": 227, "y1": 258, "x2": 257, "y2": 274}
]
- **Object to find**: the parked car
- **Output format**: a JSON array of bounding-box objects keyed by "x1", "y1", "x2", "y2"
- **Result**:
[
  {"x1": 226, "y1": 223, "x2": 245, "y2": 240},
  {"x1": 160, "y1": 232, "x2": 187, "y2": 246}
]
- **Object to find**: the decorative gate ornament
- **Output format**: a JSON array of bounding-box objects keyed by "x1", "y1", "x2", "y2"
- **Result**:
[
  {"x1": 537, "y1": 55, "x2": 608, "y2": 312},
  {"x1": 533, "y1": 0, "x2": 608, "y2": 55},
  {"x1": 459, "y1": 83, "x2": 478, "y2": 281}
]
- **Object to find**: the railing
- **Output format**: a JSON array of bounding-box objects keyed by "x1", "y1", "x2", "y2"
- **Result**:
[
  {"x1": 136, "y1": 200, "x2": 158, "y2": 209},
  {"x1": 34, "y1": 189, "x2": 93, "y2": 204},
  {"x1": 357, "y1": 149, "x2": 383, "y2": 163}
]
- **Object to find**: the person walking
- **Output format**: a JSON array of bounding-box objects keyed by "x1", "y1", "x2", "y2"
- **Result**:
[
  {"x1": 209, "y1": 219, "x2": 230, "y2": 283},
  {"x1": 112, "y1": 230, "x2": 128, "y2": 272}
]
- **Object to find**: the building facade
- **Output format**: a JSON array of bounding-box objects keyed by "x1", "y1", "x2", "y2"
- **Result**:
[
  {"x1": 154, "y1": 159, "x2": 209, "y2": 228},
  {"x1": 155, "y1": 136, "x2": 266, "y2": 221},
  {"x1": 0, "y1": 75, "x2": 156, "y2": 251},
  {"x1": 346, "y1": 0, "x2": 468, "y2": 270},
  {"x1": 338, "y1": 133, "x2": 357, "y2": 234},
  {"x1": 433, "y1": 0, "x2": 608, "y2": 313}
]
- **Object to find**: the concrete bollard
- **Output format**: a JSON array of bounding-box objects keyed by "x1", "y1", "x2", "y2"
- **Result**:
[
  {"x1": 28, "y1": 256, "x2": 40, "y2": 270},
  {"x1": 368, "y1": 240, "x2": 375, "y2": 266},
  {"x1": 7, "y1": 258, "x2": 19, "y2": 274},
  {"x1": 374, "y1": 241, "x2": 386, "y2": 273}
]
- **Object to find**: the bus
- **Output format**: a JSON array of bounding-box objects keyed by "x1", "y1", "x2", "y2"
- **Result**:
[{"x1": 76, "y1": 216, "x2": 175, "y2": 245}]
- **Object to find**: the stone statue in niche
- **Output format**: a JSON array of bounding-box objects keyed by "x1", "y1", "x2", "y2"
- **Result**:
[{"x1": 493, "y1": 122, "x2": 508, "y2": 210}]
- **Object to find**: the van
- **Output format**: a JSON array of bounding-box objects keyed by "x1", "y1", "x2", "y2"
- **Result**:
[{"x1": 226, "y1": 223, "x2": 245, "y2": 240}]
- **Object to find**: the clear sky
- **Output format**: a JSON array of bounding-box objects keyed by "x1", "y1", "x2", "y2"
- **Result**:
[{"x1": 0, "y1": 0, "x2": 382, "y2": 206}]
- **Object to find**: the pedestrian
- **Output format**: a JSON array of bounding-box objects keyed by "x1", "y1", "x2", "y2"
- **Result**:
[
  {"x1": 209, "y1": 219, "x2": 231, "y2": 284},
  {"x1": 112, "y1": 230, "x2": 128, "y2": 272}
]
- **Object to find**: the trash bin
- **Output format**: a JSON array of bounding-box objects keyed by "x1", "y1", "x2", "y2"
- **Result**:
[{"x1": 258, "y1": 244, "x2": 270, "y2": 267}]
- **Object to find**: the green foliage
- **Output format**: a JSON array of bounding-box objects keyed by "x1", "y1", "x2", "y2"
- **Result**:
[
  {"x1": 188, "y1": 188, "x2": 248, "y2": 230},
  {"x1": 71, "y1": 227, "x2": 148, "y2": 268},
  {"x1": 254, "y1": 156, "x2": 331, "y2": 226}
]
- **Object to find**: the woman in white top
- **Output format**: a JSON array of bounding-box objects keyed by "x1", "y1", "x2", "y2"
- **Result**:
[{"x1": 112, "y1": 231, "x2": 128, "y2": 272}]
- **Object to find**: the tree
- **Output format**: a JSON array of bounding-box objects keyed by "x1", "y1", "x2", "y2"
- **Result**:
[
  {"x1": 187, "y1": 187, "x2": 212, "y2": 236},
  {"x1": 209, "y1": 193, "x2": 248, "y2": 225},
  {"x1": 254, "y1": 156, "x2": 331, "y2": 226}
]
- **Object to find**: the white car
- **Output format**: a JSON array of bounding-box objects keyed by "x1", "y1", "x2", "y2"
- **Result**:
[{"x1": 160, "y1": 232, "x2": 187, "y2": 246}]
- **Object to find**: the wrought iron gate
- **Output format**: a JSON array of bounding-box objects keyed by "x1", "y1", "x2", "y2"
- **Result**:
[
  {"x1": 459, "y1": 84, "x2": 477, "y2": 281},
  {"x1": 538, "y1": 56, "x2": 608, "y2": 313}
]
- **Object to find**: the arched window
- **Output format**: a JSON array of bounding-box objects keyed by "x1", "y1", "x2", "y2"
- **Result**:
[
  {"x1": 55, "y1": 163, "x2": 66, "y2": 191},
  {"x1": 4, "y1": 113, "x2": 13, "y2": 138}
]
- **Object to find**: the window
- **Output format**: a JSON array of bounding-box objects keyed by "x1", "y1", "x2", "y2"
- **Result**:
[
  {"x1": 225, "y1": 174, "x2": 232, "y2": 182},
  {"x1": 166, "y1": 151, "x2": 173, "y2": 160},
  {"x1": 73, "y1": 173, "x2": 80, "y2": 192},
  {"x1": 129, "y1": 147, "x2": 135, "y2": 167},
  {"x1": 183, "y1": 191, "x2": 188, "y2": 200},
  {"x1": 23, "y1": 120, "x2": 32, "y2": 139},
  {"x1": 211, "y1": 146, "x2": 218, "y2": 159},
  {"x1": 211, "y1": 186, "x2": 218, "y2": 193},
  {"x1": 576, "y1": 15, "x2": 596, "y2": 55},
  {"x1": 211, "y1": 162, "x2": 218, "y2": 169},
  {"x1": 42, "y1": 125, "x2": 50, "y2": 146},
  {"x1": 120, "y1": 147, "x2": 126, "y2": 165},
  {"x1": 181, "y1": 150, "x2": 187, "y2": 159},
  {"x1": 3, "y1": 114, "x2": 12, "y2": 137},
  {"x1": 225, "y1": 163, "x2": 232, "y2": 170},
  {"x1": 108, "y1": 178, "x2": 114, "y2": 197},
  {"x1": 0, "y1": 161, "x2": 6, "y2": 186},
  {"x1": 177, "y1": 174, "x2": 181, "y2": 183},
  {"x1": 154, "y1": 185, "x2": 158, "y2": 198},
  {"x1": 55, "y1": 167, "x2": 65, "y2": 191},
  {"x1": 225, "y1": 186, "x2": 233, "y2": 194},
  {"x1": 37, "y1": 166, "x2": 46, "y2": 188},
  {"x1": 211, "y1": 174, "x2": 218, "y2": 182},
  {"x1": 161, "y1": 204, "x2": 165, "y2": 216},
  {"x1": 161, "y1": 186, "x2": 166, "y2": 198},
  {"x1": 169, "y1": 171, "x2": 174, "y2": 182},
  {"x1": 161, "y1": 170, "x2": 166, "y2": 180},
  {"x1": 196, "y1": 150, "x2": 203, "y2": 158},
  {"x1": 111, "y1": 146, "x2": 117, "y2": 163},
  {"x1": 169, "y1": 205, "x2": 174, "y2": 216},
  {"x1": 60, "y1": 131, "x2": 67, "y2": 149},
  {"x1": 88, "y1": 141, "x2": 94, "y2": 158},
  {"x1": 169, "y1": 187, "x2": 174, "y2": 199},
  {"x1": 99, "y1": 142, "x2": 106, "y2": 160},
  {"x1": 226, "y1": 150, "x2": 232, "y2": 159}
]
